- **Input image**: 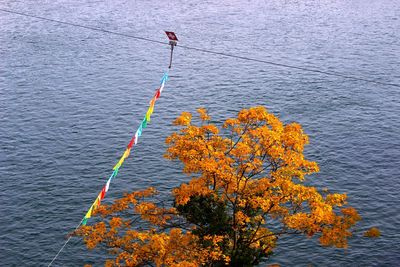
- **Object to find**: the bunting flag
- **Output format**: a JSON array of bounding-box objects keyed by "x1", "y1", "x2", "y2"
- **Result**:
[{"x1": 81, "y1": 71, "x2": 169, "y2": 226}]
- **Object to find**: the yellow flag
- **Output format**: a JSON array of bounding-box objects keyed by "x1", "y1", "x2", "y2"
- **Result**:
[
  {"x1": 84, "y1": 206, "x2": 93, "y2": 219},
  {"x1": 113, "y1": 157, "x2": 125, "y2": 170},
  {"x1": 122, "y1": 148, "x2": 131, "y2": 159},
  {"x1": 146, "y1": 108, "x2": 153, "y2": 121},
  {"x1": 113, "y1": 148, "x2": 131, "y2": 170},
  {"x1": 146, "y1": 98, "x2": 156, "y2": 121}
]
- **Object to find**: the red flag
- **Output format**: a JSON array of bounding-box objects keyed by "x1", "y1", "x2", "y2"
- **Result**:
[
  {"x1": 127, "y1": 136, "x2": 135, "y2": 149},
  {"x1": 154, "y1": 88, "x2": 161, "y2": 100},
  {"x1": 100, "y1": 186, "x2": 106, "y2": 200}
]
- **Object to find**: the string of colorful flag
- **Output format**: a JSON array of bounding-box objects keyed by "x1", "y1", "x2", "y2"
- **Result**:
[
  {"x1": 81, "y1": 71, "x2": 169, "y2": 226},
  {"x1": 47, "y1": 70, "x2": 170, "y2": 267},
  {"x1": 48, "y1": 31, "x2": 178, "y2": 267}
]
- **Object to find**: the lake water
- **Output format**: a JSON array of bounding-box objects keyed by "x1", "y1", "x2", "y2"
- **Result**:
[{"x1": 1, "y1": 0, "x2": 399, "y2": 266}]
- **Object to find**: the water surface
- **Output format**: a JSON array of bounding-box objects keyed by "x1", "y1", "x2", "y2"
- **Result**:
[{"x1": 1, "y1": 0, "x2": 399, "y2": 266}]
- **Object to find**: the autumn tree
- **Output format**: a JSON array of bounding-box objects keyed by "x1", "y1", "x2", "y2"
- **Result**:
[{"x1": 76, "y1": 106, "x2": 361, "y2": 266}]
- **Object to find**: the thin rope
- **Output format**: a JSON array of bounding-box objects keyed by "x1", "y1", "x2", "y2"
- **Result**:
[
  {"x1": 0, "y1": 8, "x2": 166, "y2": 45},
  {"x1": 48, "y1": 219, "x2": 83, "y2": 267},
  {"x1": 1, "y1": 8, "x2": 399, "y2": 88},
  {"x1": 178, "y1": 45, "x2": 400, "y2": 88},
  {"x1": 48, "y1": 236, "x2": 72, "y2": 267}
]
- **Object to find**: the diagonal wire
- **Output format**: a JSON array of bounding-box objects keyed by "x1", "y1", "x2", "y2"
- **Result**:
[
  {"x1": 47, "y1": 219, "x2": 83, "y2": 267},
  {"x1": 0, "y1": 8, "x2": 167, "y2": 45},
  {"x1": 178, "y1": 44, "x2": 400, "y2": 88},
  {"x1": 1, "y1": 8, "x2": 399, "y2": 88}
]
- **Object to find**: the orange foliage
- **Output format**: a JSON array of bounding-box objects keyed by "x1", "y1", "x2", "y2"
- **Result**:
[
  {"x1": 76, "y1": 106, "x2": 361, "y2": 266},
  {"x1": 364, "y1": 227, "x2": 381, "y2": 238}
]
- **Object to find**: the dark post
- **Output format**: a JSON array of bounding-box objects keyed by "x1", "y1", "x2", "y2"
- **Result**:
[{"x1": 165, "y1": 31, "x2": 178, "y2": 69}]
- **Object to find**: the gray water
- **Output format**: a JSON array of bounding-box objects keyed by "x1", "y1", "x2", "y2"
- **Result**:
[{"x1": 1, "y1": 0, "x2": 400, "y2": 266}]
